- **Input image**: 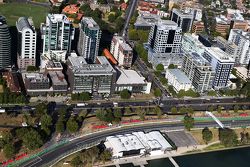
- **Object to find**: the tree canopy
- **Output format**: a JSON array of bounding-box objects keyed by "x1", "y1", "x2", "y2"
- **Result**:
[
  {"x1": 120, "y1": 89, "x2": 131, "y2": 99},
  {"x1": 219, "y1": 128, "x2": 238, "y2": 147},
  {"x1": 202, "y1": 127, "x2": 213, "y2": 144},
  {"x1": 183, "y1": 115, "x2": 194, "y2": 131}
]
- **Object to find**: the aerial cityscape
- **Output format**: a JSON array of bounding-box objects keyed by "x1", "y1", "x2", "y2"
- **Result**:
[{"x1": 0, "y1": 0, "x2": 250, "y2": 166}]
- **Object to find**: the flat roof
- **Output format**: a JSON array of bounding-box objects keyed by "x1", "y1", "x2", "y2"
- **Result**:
[
  {"x1": 168, "y1": 69, "x2": 192, "y2": 84},
  {"x1": 205, "y1": 47, "x2": 234, "y2": 62},
  {"x1": 116, "y1": 69, "x2": 146, "y2": 85}
]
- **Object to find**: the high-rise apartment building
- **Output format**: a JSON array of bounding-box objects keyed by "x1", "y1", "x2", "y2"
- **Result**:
[
  {"x1": 181, "y1": 33, "x2": 205, "y2": 56},
  {"x1": 110, "y1": 35, "x2": 133, "y2": 68},
  {"x1": 41, "y1": 14, "x2": 75, "y2": 54},
  {"x1": 228, "y1": 29, "x2": 250, "y2": 65},
  {"x1": 148, "y1": 20, "x2": 182, "y2": 54},
  {"x1": 203, "y1": 47, "x2": 234, "y2": 89},
  {"x1": 170, "y1": 8, "x2": 194, "y2": 32},
  {"x1": 0, "y1": 16, "x2": 11, "y2": 69},
  {"x1": 77, "y1": 17, "x2": 101, "y2": 63},
  {"x1": 147, "y1": 20, "x2": 182, "y2": 67},
  {"x1": 16, "y1": 17, "x2": 37, "y2": 70},
  {"x1": 182, "y1": 52, "x2": 215, "y2": 92}
]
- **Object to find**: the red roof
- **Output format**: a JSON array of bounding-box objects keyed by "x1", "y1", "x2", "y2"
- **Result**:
[{"x1": 103, "y1": 49, "x2": 118, "y2": 65}]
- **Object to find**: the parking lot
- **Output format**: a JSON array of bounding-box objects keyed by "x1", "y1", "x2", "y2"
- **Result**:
[{"x1": 165, "y1": 130, "x2": 198, "y2": 147}]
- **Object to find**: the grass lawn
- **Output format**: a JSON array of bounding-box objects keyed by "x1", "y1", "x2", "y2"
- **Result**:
[{"x1": 0, "y1": 3, "x2": 49, "y2": 28}]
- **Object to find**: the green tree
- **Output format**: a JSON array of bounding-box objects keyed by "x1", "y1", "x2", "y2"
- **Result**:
[
  {"x1": 125, "y1": 107, "x2": 132, "y2": 115},
  {"x1": 108, "y1": 13, "x2": 116, "y2": 22},
  {"x1": 56, "y1": 118, "x2": 65, "y2": 133},
  {"x1": 202, "y1": 127, "x2": 213, "y2": 144},
  {"x1": 171, "y1": 107, "x2": 178, "y2": 114},
  {"x1": 115, "y1": 17, "x2": 125, "y2": 32},
  {"x1": 219, "y1": 128, "x2": 238, "y2": 147},
  {"x1": 154, "y1": 106, "x2": 162, "y2": 118},
  {"x1": 136, "y1": 107, "x2": 146, "y2": 120},
  {"x1": 183, "y1": 115, "x2": 194, "y2": 131},
  {"x1": 113, "y1": 108, "x2": 122, "y2": 118},
  {"x1": 3, "y1": 143, "x2": 15, "y2": 159},
  {"x1": 128, "y1": 28, "x2": 139, "y2": 40},
  {"x1": 179, "y1": 107, "x2": 186, "y2": 114},
  {"x1": 16, "y1": 128, "x2": 43, "y2": 150},
  {"x1": 156, "y1": 64, "x2": 164, "y2": 72},
  {"x1": 207, "y1": 90, "x2": 217, "y2": 96},
  {"x1": 96, "y1": 109, "x2": 107, "y2": 121},
  {"x1": 66, "y1": 118, "x2": 79, "y2": 133},
  {"x1": 168, "y1": 64, "x2": 177, "y2": 69},
  {"x1": 99, "y1": 150, "x2": 112, "y2": 162},
  {"x1": 154, "y1": 88, "x2": 162, "y2": 97},
  {"x1": 234, "y1": 105, "x2": 240, "y2": 113},
  {"x1": 120, "y1": 89, "x2": 131, "y2": 99},
  {"x1": 208, "y1": 106, "x2": 214, "y2": 112},
  {"x1": 71, "y1": 156, "x2": 83, "y2": 167},
  {"x1": 40, "y1": 114, "x2": 53, "y2": 135},
  {"x1": 186, "y1": 107, "x2": 194, "y2": 115},
  {"x1": 35, "y1": 103, "x2": 47, "y2": 118},
  {"x1": 79, "y1": 92, "x2": 91, "y2": 101},
  {"x1": 217, "y1": 106, "x2": 222, "y2": 113}
]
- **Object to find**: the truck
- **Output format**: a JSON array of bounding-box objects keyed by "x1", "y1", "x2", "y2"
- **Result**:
[
  {"x1": 113, "y1": 102, "x2": 118, "y2": 107},
  {"x1": 0, "y1": 108, "x2": 5, "y2": 113},
  {"x1": 76, "y1": 103, "x2": 86, "y2": 107}
]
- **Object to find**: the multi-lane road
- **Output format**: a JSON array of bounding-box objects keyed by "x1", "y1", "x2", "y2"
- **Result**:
[{"x1": 21, "y1": 119, "x2": 250, "y2": 167}]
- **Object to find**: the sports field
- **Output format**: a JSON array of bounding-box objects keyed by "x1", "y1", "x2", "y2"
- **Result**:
[{"x1": 0, "y1": 3, "x2": 49, "y2": 28}]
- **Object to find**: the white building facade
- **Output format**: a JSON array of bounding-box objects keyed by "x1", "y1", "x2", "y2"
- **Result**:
[{"x1": 16, "y1": 17, "x2": 37, "y2": 70}]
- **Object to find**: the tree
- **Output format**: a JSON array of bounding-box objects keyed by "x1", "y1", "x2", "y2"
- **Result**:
[
  {"x1": 183, "y1": 115, "x2": 194, "y2": 131},
  {"x1": 136, "y1": 107, "x2": 146, "y2": 121},
  {"x1": 26, "y1": 66, "x2": 38, "y2": 72},
  {"x1": 128, "y1": 28, "x2": 139, "y2": 40},
  {"x1": 66, "y1": 118, "x2": 79, "y2": 133},
  {"x1": 168, "y1": 64, "x2": 177, "y2": 69},
  {"x1": 208, "y1": 106, "x2": 214, "y2": 112},
  {"x1": 154, "y1": 106, "x2": 162, "y2": 119},
  {"x1": 219, "y1": 128, "x2": 238, "y2": 147},
  {"x1": 99, "y1": 150, "x2": 112, "y2": 162},
  {"x1": 96, "y1": 109, "x2": 107, "y2": 121},
  {"x1": 217, "y1": 106, "x2": 222, "y2": 113},
  {"x1": 56, "y1": 118, "x2": 65, "y2": 133},
  {"x1": 207, "y1": 90, "x2": 217, "y2": 96},
  {"x1": 71, "y1": 156, "x2": 83, "y2": 167},
  {"x1": 108, "y1": 13, "x2": 116, "y2": 22},
  {"x1": 202, "y1": 127, "x2": 213, "y2": 144},
  {"x1": 186, "y1": 107, "x2": 194, "y2": 115},
  {"x1": 234, "y1": 105, "x2": 240, "y2": 113},
  {"x1": 171, "y1": 107, "x2": 178, "y2": 114},
  {"x1": 125, "y1": 107, "x2": 132, "y2": 115},
  {"x1": 79, "y1": 92, "x2": 91, "y2": 101},
  {"x1": 3, "y1": 143, "x2": 15, "y2": 159},
  {"x1": 16, "y1": 128, "x2": 43, "y2": 150},
  {"x1": 154, "y1": 88, "x2": 162, "y2": 97},
  {"x1": 120, "y1": 89, "x2": 131, "y2": 99},
  {"x1": 179, "y1": 107, "x2": 186, "y2": 114},
  {"x1": 156, "y1": 64, "x2": 164, "y2": 72},
  {"x1": 115, "y1": 17, "x2": 125, "y2": 32},
  {"x1": 113, "y1": 108, "x2": 122, "y2": 119},
  {"x1": 35, "y1": 103, "x2": 47, "y2": 118},
  {"x1": 40, "y1": 114, "x2": 53, "y2": 135}
]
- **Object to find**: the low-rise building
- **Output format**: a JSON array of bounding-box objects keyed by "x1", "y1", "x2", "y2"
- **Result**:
[
  {"x1": 165, "y1": 69, "x2": 193, "y2": 92},
  {"x1": 234, "y1": 67, "x2": 249, "y2": 81},
  {"x1": 48, "y1": 71, "x2": 68, "y2": 94},
  {"x1": 3, "y1": 71, "x2": 21, "y2": 92},
  {"x1": 115, "y1": 68, "x2": 151, "y2": 94},
  {"x1": 134, "y1": 14, "x2": 162, "y2": 30},
  {"x1": 67, "y1": 56, "x2": 116, "y2": 95},
  {"x1": 22, "y1": 73, "x2": 51, "y2": 96},
  {"x1": 192, "y1": 21, "x2": 204, "y2": 34},
  {"x1": 104, "y1": 131, "x2": 172, "y2": 159}
]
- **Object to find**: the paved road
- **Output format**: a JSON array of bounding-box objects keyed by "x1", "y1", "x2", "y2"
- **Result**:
[{"x1": 21, "y1": 119, "x2": 250, "y2": 167}]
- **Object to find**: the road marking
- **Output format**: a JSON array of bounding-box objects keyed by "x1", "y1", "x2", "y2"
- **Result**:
[{"x1": 22, "y1": 156, "x2": 42, "y2": 167}]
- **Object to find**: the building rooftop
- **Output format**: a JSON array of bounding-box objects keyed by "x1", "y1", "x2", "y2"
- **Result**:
[
  {"x1": 113, "y1": 35, "x2": 132, "y2": 51},
  {"x1": 48, "y1": 71, "x2": 67, "y2": 86},
  {"x1": 134, "y1": 14, "x2": 161, "y2": 27},
  {"x1": 168, "y1": 69, "x2": 192, "y2": 84},
  {"x1": 82, "y1": 17, "x2": 100, "y2": 30},
  {"x1": 47, "y1": 14, "x2": 70, "y2": 24},
  {"x1": 116, "y1": 69, "x2": 146, "y2": 85},
  {"x1": 22, "y1": 73, "x2": 49, "y2": 83},
  {"x1": 205, "y1": 47, "x2": 234, "y2": 62},
  {"x1": 187, "y1": 52, "x2": 211, "y2": 67},
  {"x1": 157, "y1": 20, "x2": 179, "y2": 30},
  {"x1": 105, "y1": 131, "x2": 172, "y2": 155},
  {"x1": 16, "y1": 17, "x2": 35, "y2": 32},
  {"x1": 67, "y1": 56, "x2": 115, "y2": 75}
]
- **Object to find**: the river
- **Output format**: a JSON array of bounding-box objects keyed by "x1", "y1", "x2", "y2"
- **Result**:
[{"x1": 114, "y1": 146, "x2": 250, "y2": 167}]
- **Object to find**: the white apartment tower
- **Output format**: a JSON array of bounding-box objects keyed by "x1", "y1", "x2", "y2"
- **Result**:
[
  {"x1": 203, "y1": 47, "x2": 235, "y2": 89},
  {"x1": 41, "y1": 14, "x2": 75, "y2": 54},
  {"x1": 77, "y1": 17, "x2": 101, "y2": 63},
  {"x1": 16, "y1": 17, "x2": 37, "y2": 70},
  {"x1": 110, "y1": 35, "x2": 133, "y2": 68},
  {"x1": 228, "y1": 29, "x2": 250, "y2": 65}
]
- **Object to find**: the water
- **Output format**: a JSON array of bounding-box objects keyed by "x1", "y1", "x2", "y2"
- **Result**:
[{"x1": 111, "y1": 146, "x2": 250, "y2": 167}]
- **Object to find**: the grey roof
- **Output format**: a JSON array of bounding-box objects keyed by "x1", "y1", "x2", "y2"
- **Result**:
[
  {"x1": 68, "y1": 56, "x2": 115, "y2": 75},
  {"x1": 16, "y1": 17, "x2": 35, "y2": 32},
  {"x1": 82, "y1": 17, "x2": 100, "y2": 30},
  {"x1": 187, "y1": 52, "x2": 211, "y2": 67},
  {"x1": 168, "y1": 69, "x2": 192, "y2": 84}
]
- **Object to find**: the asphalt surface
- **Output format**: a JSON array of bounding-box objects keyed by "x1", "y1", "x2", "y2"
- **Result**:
[{"x1": 20, "y1": 119, "x2": 250, "y2": 167}]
